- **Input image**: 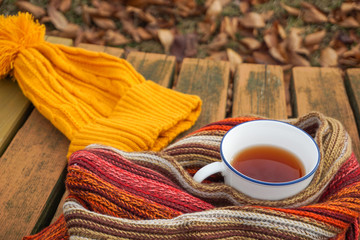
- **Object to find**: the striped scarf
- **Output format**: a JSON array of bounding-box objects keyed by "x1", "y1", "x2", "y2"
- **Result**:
[{"x1": 25, "y1": 112, "x2": 360, "y2": 239}]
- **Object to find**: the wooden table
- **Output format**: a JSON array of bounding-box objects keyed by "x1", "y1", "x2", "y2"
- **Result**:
[{"x1": 1, "y1": 37, "x2": 359, "y2": 239}]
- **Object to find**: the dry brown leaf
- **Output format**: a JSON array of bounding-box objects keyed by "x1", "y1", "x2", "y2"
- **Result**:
[
  {"x1": 59, "y1": 0, "x2": 72, "y2": 12},
  {"x1": 92, "y1": 17, "x2": 116, "y2": 29},
  {"x1": 239, "y1": 1, "x2": 249, "y2": 13},
  {"x1": 340, "y1": 2, "x2": 360, "y2": 15},
  {"x1": 61, "y1": 23, "x2": 80, "y2": 38},
  {"x1": 126, "y1": 0, "x2": 167, "y2": 8},
  {"x1": 301, "y1": 3, "x2": 328, "y2": 23},
  {"x1": 208, "y1": 32, "x2": 228, "y2": 50},
  {"x1": 197, "y1": 21, "x2": 216, "y2": 42},
  {"x1": 136, "y1": 27, "x2": 153, "y2": 40},
  {"x1": 252, "y1": 51, "x2": 277, "y2": 65},
  {"x1": 304, "y1": 30, "x2": 326, "y2": 46},
  {"x1": 320, "y1": 47, "x2": 338, "y2": 67},
  {"x1": 158, "y1": 29, "x2": 174, "y2": 53},
  {"x1": 221, "y1": 17, "x2": 237, "y2": 40},
  {"x1": 105, "y1": 30, "x2": 130, "y2": 45},
  {"x1": 240, "y1": 37, "x2": 261, "y2": 51},
  {"x1": 126, "y1": 6, "x2": 157, "y2": 24},
  {"x1": 239, "y1": 12, "x2": 266, "y2": 28},
  {"x1": 122, "y1": 20, "x2": 142, "y2": 42},
  {"x1": 263, "y1": 32, "x2": 277, "y2": 49},
  {"x1": 339, "y1": 17, "x2": 360, "y2": 28},
  {"x1": 16, "y1": 1, "x2": 46, "y2": 18},
  {"x1": 288, "y1": 51, "x2": 310, "y2": 66},
  {"x1": 226, "y1": 48, "x2": 243, "y2": 73},
  {"x1": 274, "y1": 21, "x2": 287, "y2": 39},
  {"x1": 286, "y1": 28, "x2": 302, "y2": 52},
  {"x1": 261, "y1": 10, "x2": 274, "y2": 22},
  {"x1": 269, "y1": 47, "x2": 286, "y2": 63},
  {"x1": 48, "y1": 4, "x2": 69, "y2": 30},
  {"x1": 280, "y1": 3, "x2": 300, "y2": 16},
  {"x1": 206, "y1": 0, "x2": 222, "y2": 21}
]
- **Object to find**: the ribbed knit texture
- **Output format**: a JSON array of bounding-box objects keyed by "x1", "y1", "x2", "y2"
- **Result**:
[
  {"x1": 0, "y1": 13, "x2": 201, "y2": 157},
  {"x1": 24, "y1": 112, "x2": 360, "y2": 239}
]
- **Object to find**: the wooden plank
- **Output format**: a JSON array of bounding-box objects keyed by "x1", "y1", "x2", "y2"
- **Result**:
[
  {"x1": 0, "y1": 110, "x2": 69, "y2": 239},
  {"x1": 78, "y1": 43, "x2": 124, "y2": 58},
  {"x1": 126, "y1": 52, "x2": 176, "y2": 87},
  {"x1": 345, "y1": 68, "x2": 360, "y2": 137},
  {"x1": 175, "y1": 58, "x2": 230, "y2": 133},
  {"x1": 232, "y1": 64, "x2": 287, "y2": 119},
  {"x1": 292, "y1": 67, "x2": 360, "y2": 157},
  {"x1": 0, "y1": 36, "x2": 74, "y2": 239},
  {"x1": 45, "y1": 36, "x2": 73, "y2": 46},
  {"x1": 0, "y1": 80, "x2": 31, "y2": 156}
]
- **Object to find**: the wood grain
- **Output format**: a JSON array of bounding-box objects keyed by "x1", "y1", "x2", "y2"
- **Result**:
[
  {"x1": 126, "y1": 52, "x2": 176, "y2": 87},
  {"x1": 77, "y1": 43, "x2": 124, "y2": 57},
  {"x1": 0, "y1": 80, "x2": 31, "y2": 156},
  {"x1": 232, "y1": 64, "x2": 287, "y2": 119},
  {"x1": 175, "y1": 58, "x2": 230, "y2": 134},
  {"x1": 292, "y1": 67, "x2": 360, "y2": 157},
  {"x1": 345, "y1": 68, "x2": 360, "y2": 137},
  {"x1": 0, "y1": 110, "x2": 69, "y2": 239}
]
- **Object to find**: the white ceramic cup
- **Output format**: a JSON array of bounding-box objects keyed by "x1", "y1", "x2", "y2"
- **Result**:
[{"x1": 193, "y1": 120, "x2": 320, "y2": 200}]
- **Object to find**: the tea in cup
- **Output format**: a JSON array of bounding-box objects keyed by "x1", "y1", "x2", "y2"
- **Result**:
[{"x1": 193, "y1": 120, "x2": 320, "y2": 200}]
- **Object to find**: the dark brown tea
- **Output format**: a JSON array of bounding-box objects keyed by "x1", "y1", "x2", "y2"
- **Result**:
[{"x1": 231, "y1": 145, "x2": 305, "y2": 182}]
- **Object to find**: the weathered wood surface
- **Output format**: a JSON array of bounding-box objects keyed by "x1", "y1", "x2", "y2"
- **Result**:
[
  {"x1": 0, "y1": 110, "x2": 69, "y2": 238},
  {"x1": 233, "y1": 64, "x2": 287, "y2": 119},
  {"x1": 0, "y1": 36, "x2": 360, "y2": 239},
  {"x1": 292, "y1": 67, "x2": 360, "y2": 158},
  {"x1": 175, "y1": 58, "x2": 230, "y2": 135},
  {"x1": 346, "y1": 68, "x2": 360, "y2": 135},
  {"x1": 0, "y1": 37, "x2": 73, "y2": 239},
  {"x1": 0, "y1": 80, "x2": 31, "y2": 156},
  {"x1": 126, "y1": 52, "x2": 176, "y2": 88}
]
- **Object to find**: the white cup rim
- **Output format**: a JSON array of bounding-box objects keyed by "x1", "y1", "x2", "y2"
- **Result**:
[{"x1": 220, "y1": 120, "x2": 320, "y2": 186}]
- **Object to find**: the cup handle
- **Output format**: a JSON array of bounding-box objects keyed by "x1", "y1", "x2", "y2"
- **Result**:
[{"x1": 193, "y1": 162, "x2": 225, "y2": 183}]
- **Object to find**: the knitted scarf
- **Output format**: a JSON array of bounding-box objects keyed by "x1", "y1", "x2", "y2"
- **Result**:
[{"x1": 24, "y1": 112, "x2": 360, "y2": 239}]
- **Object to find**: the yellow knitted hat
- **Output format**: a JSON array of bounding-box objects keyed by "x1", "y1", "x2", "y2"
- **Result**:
[{"x1": 0, "y1": 13, "x2": 201, "y2": 157}]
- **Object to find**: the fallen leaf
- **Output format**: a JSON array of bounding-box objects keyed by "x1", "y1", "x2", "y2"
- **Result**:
[
  {"x1": 261, "y1": 10, "x2": 274, "y2": 22},
  {"x1": 286, "y1": 28, "x2": 302, "y2": 52},
  {"x1": 48, "y1": 4, "x2": 69, "y2": 30},
  {"x1": 208, "y1": 32, "x2": 228, "y2": 50},
  {"x1": 206, "y1": 0, "x2": 222, "y2": 21},
  {"x1": 126, "y1": 6, "x2": 157, "y2": 24},
  {"x1": 280, "y1": 3, "x2": 300, "y2": 16},
  {"x1": 239, "y1": 1, "x2": 249, "y2": 13},
  {"x1": 269, "y1": 46, "x2": 286, "y2": 63},
  {"x1": 136, "y1": 27, "x2": 153, "y2": 40},
  {"x1": 240, "y1": 37, "x2": 261, "y2": 51},
  {"x1": 288, "y1": 51, "x2": 310, "y2": 66},
  {"x1": 340, "y1": 2, "x2": 360, "y2": 15},
  {"x1": 339, "y1": 17, "x2": 360, "y2": 28},
  {"x1": 301, "y1": 2, "x2": 328, "y2": 23},
  {"x1": 320, "y1": 47, "x2": 338, "y2": 67},
  {"x1": 263, "y1": 32, "x2": 278, "y2": 49},
  {"x1": 122, "y1": 19, "x2": 142, "y2": 42},
  {"x1": 16, "y1": 1, "x2": 46, "y2": 18},
  {"x1": 274, "y1": 21, "x2": 287, "y2": 39},
  {"x1": 207, "y1": 51, "x2": 227, "y2": 61},
  {"x1": 226, "y1": 48, "x2": 243, "y2": 74},
  {"x1": 239, "y1": 12, "x2": 266, "y2": 28},
  {"x1": 92, "y1": 17, "x2": 117, "y2": 29},
  {"x1": 221, "y1": 16, "x2": 237, "y2": 40},
  {"x1": 252, "y1": 51, "x2": 278, "y2": 65},
  {"x1": 304, "y1": 30, "x2": 326, "y2": 46},
  {"x1": 158, "y1": 29, "x2": 174, "y2": 53},
  {"x1": 105, "y1": 30, "x2": 130, "y2": 45},
  {"x1": 170, "y1": 34, "x2": 187, "y2": 62},
  {"x1": 126, "y1": 0, "x2": 167, "y2": 9},
  {"x1": 59, "y1": 0, "x2": 72, "y2": 12}
]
